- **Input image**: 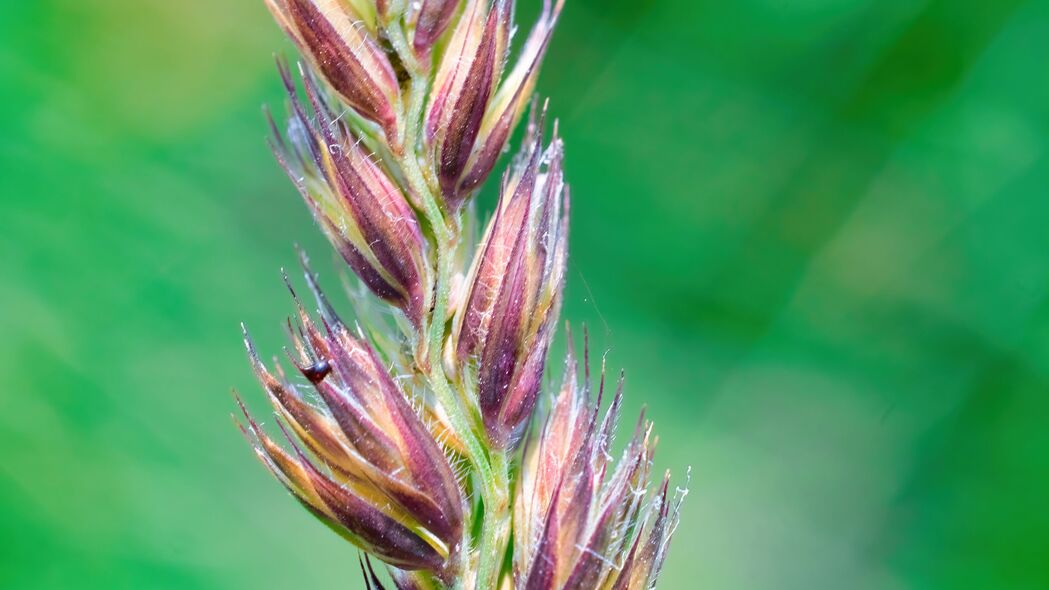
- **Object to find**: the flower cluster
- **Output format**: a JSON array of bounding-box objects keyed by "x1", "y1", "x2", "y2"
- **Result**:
[
  {"x1": 513, "y1": 333, "x2": 682, "y2": 589},
  {"x1": 233, "y1": 1, "x2": 685, "y2": 588}
]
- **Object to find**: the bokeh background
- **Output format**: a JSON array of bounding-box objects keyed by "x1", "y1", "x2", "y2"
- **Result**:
[{"x1": 3, "y1": 0, "x2": 1049, "y2": 588}]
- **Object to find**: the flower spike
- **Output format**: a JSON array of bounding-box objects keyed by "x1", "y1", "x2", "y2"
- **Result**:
[
  {"x1": 265, "y1": 0, "x2": 402, "y2": 148},
  {"x1": 458, "y1": 0, "x2": 565, "y2": 194},
  {"x1": 451, "y1": 111, "x2": 568, "y2": 448},
  {"x1": 234, "y1": 395, "x2": 447, "y2": 571},
  {"x1": 426, "y1": 0, "x2": 564, "y2": 210},
  {"x1": 238, "y1": 0, "x2": 685, "y2": 585},
  {"x1": 513, "y1": 334, "x2": 683, "y2": 589},
  {"x1": 412, "y1": 0, "x2": 462, "y2": 60},
  {"x1": 268, "y1": 60, "x2": 431, "y2": 329},
  {"x1": 239, "y1": 283, "x2": 465, "y2": 574}
]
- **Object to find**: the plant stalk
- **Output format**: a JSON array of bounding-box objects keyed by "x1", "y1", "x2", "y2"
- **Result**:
[{"x1": 398, "y1": 71, "x2": 512, "y2": 590}]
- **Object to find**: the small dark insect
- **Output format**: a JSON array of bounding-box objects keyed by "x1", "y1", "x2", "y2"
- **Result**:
[{"x1": 301, "y1": 359, "x2": 331, "y2": 384}]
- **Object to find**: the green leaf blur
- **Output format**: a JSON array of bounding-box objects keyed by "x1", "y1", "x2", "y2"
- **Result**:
[{"x1": 2, "y1": 0, "x2": 1047, "y2": 588}]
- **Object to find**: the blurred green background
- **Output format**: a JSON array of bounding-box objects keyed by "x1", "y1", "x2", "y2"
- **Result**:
[{"x1": 3, "y1": 0, "x2": 1048, "y2": 588}]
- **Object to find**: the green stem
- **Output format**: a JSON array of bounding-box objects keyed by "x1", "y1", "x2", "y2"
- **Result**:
[
  {"x1": 397, "y1": 74, "x2": 512, "y2": 589},
  {"x1": 385, "y1": 21, "x2": 421, "y2": 75},
  {"x1": 475, "y1": 450, "x2": 510, "y2": 589}
]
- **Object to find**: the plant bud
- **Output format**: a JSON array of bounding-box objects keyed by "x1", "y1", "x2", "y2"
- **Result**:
[
  {"x1": 269, "y1": 61, "x2": 431, "y2": 329},
  {"x1": 450, "y1": 117, "x2": 568, "y2": 447},
  {"x1": 266, "y1": 0, "x2": 401, "y2": 148},
  {"x1": 457, "y1": 0, "x2": 564, "y2": 194},
  {"x1": 425, "y1": 0, "x2": 563, "y2": 210},
  {"x1": 236, "y1": 279, "x2": 465, "y2": 574},
  {"x1": 237, "y1": 403, "x2": 447, "y2": 571},
  {"x1": 513, "y1": 333, "x2": 684, "y2": 589},
  {"x1": 411, "y1": 0, "x2": 462, "y2": 60}
]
